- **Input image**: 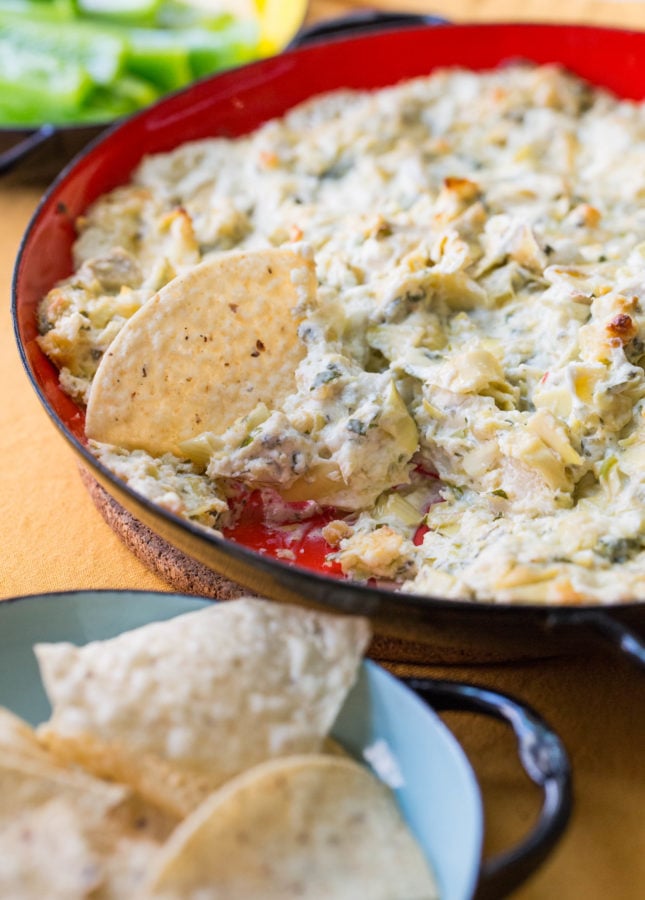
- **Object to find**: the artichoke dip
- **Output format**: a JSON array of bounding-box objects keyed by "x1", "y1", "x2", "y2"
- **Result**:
[{"x1": 38, "y1": 64, "x2": 645, "y2": 604}]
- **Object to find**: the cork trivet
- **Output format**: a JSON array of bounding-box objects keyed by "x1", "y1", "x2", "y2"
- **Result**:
[
  {"x1": 79, "y1": 465, "x2": 440, "y2": 664},
  {"x1": 79, "y1": 465, "x2": 252, "y2": 601}
]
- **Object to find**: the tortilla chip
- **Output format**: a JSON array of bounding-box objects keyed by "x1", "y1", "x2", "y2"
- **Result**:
[
  {"x1": 0, "y1": 792, "x2": 164, "y2": 900},
  {"x1": 0, "y1": 745, "x2": 128, "y2": 828},
  {"x1": 142, "y1": 754, "x2": 439, "y2": 900},
  {"x1": 0, "y1": 707, "x2": 53, "y2": 763},
  {"x1": 0, "y1": 745, "x2": 164, "y2": 899},
  {"x1": 85, "y1": 248, "x2": 316, "y2": 457},
  {"x1": 82, "y1": 802, "x2": 164, "y2": 900},
  {"x1": 0, "y1": 798, "x2": 103, "y2": 899},
  {"x1": 108, "y1": 790, "x2": 180, "y2": 845},
  {"x1": 37, "y1": 729, "x2": 216, "y2": 820},
  {"x1": 91, "y1": 827, "x2": 160, "y2": 900},
  {"x1": 35, "y1": 599, "x2": 370, "y2": 797}
]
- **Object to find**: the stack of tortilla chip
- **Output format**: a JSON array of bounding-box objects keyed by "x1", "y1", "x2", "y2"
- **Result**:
[{"x1": 0, "y1": 598, "x2": 438, "y2": 899}]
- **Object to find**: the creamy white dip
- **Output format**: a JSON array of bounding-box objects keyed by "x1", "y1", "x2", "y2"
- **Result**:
[{"x1": 38, "y1": 64, "x2": 645, "y2": 604}]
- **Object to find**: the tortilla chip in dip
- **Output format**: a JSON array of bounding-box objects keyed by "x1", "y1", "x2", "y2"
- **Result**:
[
  {"x1": 142, "y1": 754, "x2": 439, "y2": 900},
  {"x1": 35, "y1": 599, "x2": 370, "y2": 815},
  {"x1": 85, "y1": 247, "x2": 316, "y2": 458}
]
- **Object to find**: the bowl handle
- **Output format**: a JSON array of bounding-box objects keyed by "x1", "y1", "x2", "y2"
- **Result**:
[
  {"x1": 404, "y1": 678, "x2": 572, "y2": 900},
  {"x1": 546, "y1": 609, "x2": 645, "y2": 670},
  {"x1": 288, "y1": 10, "x2": 447, "y2": 49}
]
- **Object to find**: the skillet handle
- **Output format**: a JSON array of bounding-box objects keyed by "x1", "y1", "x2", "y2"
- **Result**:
[
  {"x1": 0, "y1": 124, "x2": 56, "y2": 176},
  {"x1": 289, "y1": 10, "x2": 447, "y2": 49},
  {"x1": 547, "y1": 609, "x2": 645, "y2": 671},
  {"x1": 404, "y1": 678, "x2": 572, "y2": 900}
]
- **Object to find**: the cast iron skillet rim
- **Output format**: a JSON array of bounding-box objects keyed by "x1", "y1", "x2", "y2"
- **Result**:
[{"x1": 12, "y1": 20, "x2": 645, "y2": 628}]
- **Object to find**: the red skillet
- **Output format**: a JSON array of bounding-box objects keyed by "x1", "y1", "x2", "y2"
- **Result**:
[{"x1": 13, "y1": 20, "x2": 645, "y2": 664}]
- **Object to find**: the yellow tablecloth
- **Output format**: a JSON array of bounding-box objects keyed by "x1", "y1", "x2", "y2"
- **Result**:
[{"x1": 1, "y1": 3, "x2": 644, "y2": 898}]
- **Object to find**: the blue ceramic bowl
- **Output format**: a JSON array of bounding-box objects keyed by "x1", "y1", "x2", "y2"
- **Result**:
[{"x1": 0, "y1": 590, "x2": 570, "y2": 899}]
